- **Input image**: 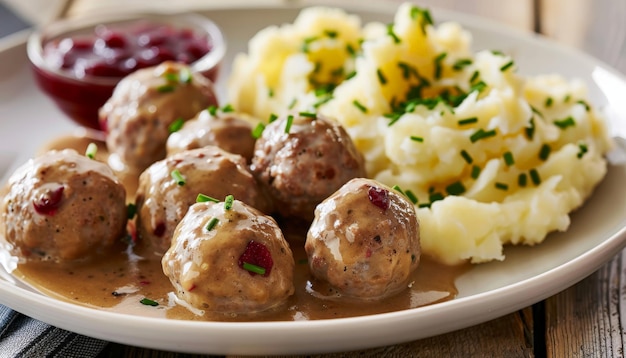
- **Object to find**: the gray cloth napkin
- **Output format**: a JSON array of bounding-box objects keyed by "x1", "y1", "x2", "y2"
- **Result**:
[{"x1": 0, "y1": 4, "x2": 109, "y2": 357}]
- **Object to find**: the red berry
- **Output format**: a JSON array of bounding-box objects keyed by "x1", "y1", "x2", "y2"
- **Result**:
[
  {"x1": 238, "y1": 241, "x2": 273, "y2": 277},
  {"x1": 33, "y1": 186, "x2": 64, "y2": 215},
  {"x1": 367, "y1": 186, "x2": 390, "y2": 211}
]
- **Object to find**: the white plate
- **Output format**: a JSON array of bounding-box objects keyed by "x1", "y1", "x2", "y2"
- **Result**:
[{"x1": 1, "y1": 2, "x2": 626, "y2": 355}]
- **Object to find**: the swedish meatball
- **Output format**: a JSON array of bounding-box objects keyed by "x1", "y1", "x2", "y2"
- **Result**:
[
  {"x1": 100, "y1": 61, "x2": 218, "y2": 172},
  {"x1": 162, "y1": 199, "x2": 294, "y2": 313},
  {"x1": 305, "y1": 178, "x2": 420, "y2": 300},
  {"x1": 250, "y1": 113, "x2": 365, "y2": 221},
  {"x1": 0, "y1": 149, "x2": 127, "y2": 262},
  {"x1": 166, "y1": 108, "x2": 257, "y2": 162},
  {"x1": 135, "y1": 146, "x2": 271, "y2": 255}
]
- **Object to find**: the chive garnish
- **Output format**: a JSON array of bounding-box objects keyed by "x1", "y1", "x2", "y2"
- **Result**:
[
  {"x1": 288, "y1": 98, "x2": 297, "y2": 110},
  {"x1": 386, "y1": 23, "x2": 401, "y2": 44},
  {"x1": 525, "y1": 117, "x2": 536, "y2": 140},
  {"x1": 345, "y1": 70, "x2": 357, "y2": 80},
  {"x1": 299, "y1": 112, "x2": 317, "y2": 118},
  {"x1": 207, "y1": 105, "x2": 218, "y2": 116},
  {"x1": 252, "y1": 123, "x2": 265, "y2": 139},
  {"x1": 469, "y1": 128, "x2": 497, "y2": 143},
  {"x1": 470, "y1": 165, "x2": 481, "y2": 179},
  {"x1": 429, "y1": 192, "x2": 444, "y2": 203},
  {"x1": 495, "y1": 182, "x2": 509, "y2": 190},
  {"x1": 392, "y1": 185, "x2": 405, "y2": 195},
  {"x1": 460, "y1": 150, "x2": 473, "y2": 164},
  {"x1": 554, "y1": 116, "x2": 575, "y2": 129},
  {"x1": 503, "y1": 151, "x2": 514, "y2": 166},
  {"x1": 156, "y1": 85, "x2": 175, "y2": 93},
  {"x1": 301, "y1": 36, "x2": 318, "y2": 53},
  {"x1": 206, "y1": 217, "x2": 219, "y2": 231},
  {"x1": 518, "y1": 173, "x2": 528, "y2": 187},
  {"x1": 164, "y1": 72, "x2": 178, "y2": 82},
  {"x1": 529, "y1": 169, "x2": 541, "y2": 185},
  {"x1": 446, "y1": 181, "x2": 466, "y2": 196},
  {"x1": 170, "y1": 169, "x2": 185, "y2": 186},
  {"x1": 196, "y1": 194, "x2": 219, "y2": 203},
  {"x1": 576, "y1": 100, "x2": 591, "y2": 111},
  {"x1": 500, "y1": 61, "x2": 514, "y2": 72},
  {"x1": 224, "y1": 195, "x2": 234, "y2": 210},
  {"x1": 324, "y1": 29, "x2": 338, "y2": 38},
  {"x1": 285, "y1": 115, "x2": 294, "y2": 133},
  {"x1": 221, "y1": 104, "x2": 234, "y2": 113},
  {"x1": 85, "y1": 142, "x2": 97, "y2": 159},
  {"x1": 453, "y1": 59, "x2": 472, "y2": 71},
  {"x1": 405, "y1": 190, "x2": 419, "y2": 204},
  {"x1": 140, "y1": 298, "x2": 159, "y2": 306},
  {"x1": 564, "y1": 94, "x2": 571, "y2": 102},
  {"x1": 434, "y1": 52, "x2": 447, "y2": 79},
  {"x1": 491, "y1": 50, "x2": 505, "y2": 56},
  {"x1": 410, "y1": 136, "x2": 424, "y2": 142},
  {"x1": 346, "y1": 44, "x2": 356, "y2": 56},
  {"x1": 377, "y1": 68, "x2": 387, "y2": 85},
  {"x1": 577, "y1": 143, "x2": 588, "y2": 158},
  {"x1": 545, "y1": 97, "x2": 553, "y2": 108},
  {"x1": 469, "y1": 70, "x2": 480, "y2": 83},
  {"x1": 458, "y1": 117, "x2": 478, "y2": 126},
  {"x1": 268, "y1": 88, "x2": 274, "y2": 97},
  {"x1": 243, "y1": 262, "x2": 266, "y2": 275},
  {"x1": 269, "y1": 113, "x2": 278, "y2": 123},
  {"x1": 126, "y1": 203, "x2": 136, "y2": 219},
  {"x1": 352, "y1": 100, "x2": 368, "y2": 113},
  {"x1": 539, "y1": 144, "x2": 551, "y2": 161},
  {"x1": 168, "y1": 118, "x2": 185, "y2": 133}
]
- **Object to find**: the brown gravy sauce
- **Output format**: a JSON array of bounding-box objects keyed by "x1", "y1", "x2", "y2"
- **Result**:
[{"x1": 12, "y1": 131, "x2": 471, "y2": 322}]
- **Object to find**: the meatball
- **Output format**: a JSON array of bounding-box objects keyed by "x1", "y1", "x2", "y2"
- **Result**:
[
  {"x1": 135, "y1": 146, "x2": 271, "y2": 254},
  {"x1": 100, "y1": 61, "x2": 218, "y2": 172},
  {"x1": 166, "y1": 108, "x2": 257, "y2": 162},
  {"x1": 250, "y1": 113, "x2": 366, "y2": 221},
  {"x1": 162, "y1": 199, "x2": 295, "y2": 313},
  {"x1": 0, "y1": 149, "x2": 127, "y2": 262},
  {"x1": 305, "y1": 178, "x2": 420, "y2": 300}
]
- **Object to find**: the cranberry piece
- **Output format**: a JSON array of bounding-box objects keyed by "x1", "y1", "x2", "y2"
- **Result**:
[
  {"x1": 101, "y1": 31, "x2": 127, "y2": 49},
  {"x1": 238, "y1": 241, "x2": 273, "y2": 277},
  {"x1": 367, "y1": 186, "x2": 390, "y2": 211},
  {"x1": 153, "y1": 47, "x2": 176, "y2": 62},
  {"x1": 84, "y1": 62, "x2": 123, "y2": 77},
  {"x1": 33, "y1": 186, "x2": 64, "y2": 215},
  {"x1": 153, "y1": 222, "x2": 166, "y2": 237}
]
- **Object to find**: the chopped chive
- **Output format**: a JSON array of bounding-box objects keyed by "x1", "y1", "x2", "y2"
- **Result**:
[
  {"x1": 288, "y1": 98, "x2": 297, "y2": 110},
  {"x1": 410, "y1": 136, "x2": 424, "y2": 142},
  {"x1": 539, "y1": 144, "x2": 551, "y2": 161},
  {"x1": 564, "y1": 94, "x2": 571, "y2": 103},
  {"x1": 545, "y1": 97, "x2": 553, "y2": 108},
  {"x1": 345, "y1": 70, "x2": 357, "y2": 80},
  {"x1": 469, "y1": 70, "x2": 480, "y2": 83},
  {"x1": 171, "y1": 169, "x2": 185, "y2": 186},
  {"x1": 518, "y1": 173, "x2": 528, "y2": 187},
  {"x1": 221, "y1": 104, "x2": 234, "y2": 113},
  {"x1": 140, "y1": 298, "x2": 159, "y2": 306},
  {"x1": 386, "y1": 23, "x2": 401, "y2": 44},
  {"x1": 168, "y1": 118, "x2": 185, "y2": 133},
  {"x1": 285, "y1": 115, "x2": 294, "y2": 133},
  {"x1": 206, "y1": 217, "x2": 219, "y2": 231},
  {"x1": 429, "y1": 192, "x2": 444, "y2": 203},
  {"x1": 251, "y1": 122, "x2": 265, "y2": 138},
  {"x1": 313, "y1": 95, "x2": 333, "y2": 108},
  {"x1": 377, "y1": 68, "x2": 387, "y2": 85},
  {"x1": 434, "y1": 52, "x2": 447, "y2": 79},
  {"x1": 491, "y1": 50, "x2": 505, "y2": 56},
  {"x1": 554, "y1": 116, "x2": 576, "y2": 129},
  {"x1": 126, "y1": 203, "x2": 136, "y2": 219},
  {"x1": 452, "y1": 58, "x2": 473, "y2": 71},
  {"x1": 460, "y1": 150, "x2": 473, "y2": 164},
  {"x1": 458, "y1": 117, "x2": 478, "y2": 126},
  {"x1": 446, "y1": 181, "x2": 466, "y2": 196},
  {"x1": 577, "y1": 143, "x2": 588, "y2": 158},
  {"x1": 207, "y1": 105, "x2": 218, "y2": 116},
  {"x1": 525, "y1": 117, "x2": 536, "y2": 140},
  {"x1": 268, "y1": 88, "x2": 274, "y2": 97},
  {"x1": 242, "y1": 262, "x2": 266, "y2": 275},
  {"x1": 301, "y1": 36, "x2": 318, "y2": 53},
  {"x1": 252, "y1": 123, "x2": 265, "y2": 139},
  {"x1": 224, "y1": 195, "x2": 234, "y2": 210},
  {"x1": 330, "y1": 67, "x2": 344, "y2": 77},
  {"x1": 346, "y1": 44, "x2": 356, "y2": 57},
  {"x1": 495, "y1": 182, "x2": 509, "y2": 190},
  {"x1": 470, "y1": 81, "x2": 487, "y2": 93},
  {"x1": 324, "y1": 29, "x2": 338, "y2": 38},
  {"x1": 500, "y1": 61, "x2": 514, "y2": 72},
  {"x1": 392, "y1": 185, "x2": 405, "y2": 195},
  {"x1": 469, "y1": 128, "x2": 497, "y2": 143},
  {"x1": 529, "y1": 169, "x2": 541, "y2": 185},
  {"x1": 352, "y1": 100, "x2": 368, "y2": 113},
  {"x1": 576, "y1": 100, "x2": 590, "y2": 111},
  {"x1": 85, "y1": 142, "x2": 98, "y2": 159},
  {"x1": 269, "y1": 113, "x2": 278, "y2": 123},
  {"x1": 405, "y1": 190, "x2": 419, "y2": 204},
  {"x1": 503, "y1": 151, "x2": 515, "y2": 166},
  {"x1": 196, "y1": 193, "x2": 219, "y2": 203},
  {"x1": 470, "y1": 165, "x2": 481, "y2": 179},
  {"x1": 312, "y1": 61, "x2": 322, "y2": 74},
  {"x1": 164, "y1": 72, "x2": 178, "y2": 82},
  {"x1": 530, "y1": 106, "x2": 544, "y2": 118},
  {"x1": 397, "y1": 62, "x2": 418, "y2": 79},
  {"x1": 299, "y1": 112, "x2": 317, "y2": 118},
  {"x1": 156, "y1": 85, "x2": 175, "y2": 93}
]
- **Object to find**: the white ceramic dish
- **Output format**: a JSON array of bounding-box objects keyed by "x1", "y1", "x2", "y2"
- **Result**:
[{"x1": 1, "y1": 2, "x2": 626, "y2": 355}]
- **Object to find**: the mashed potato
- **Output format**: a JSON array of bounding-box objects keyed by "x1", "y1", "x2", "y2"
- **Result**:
[{"x1": 228, "y1": 3, "x2": 613, "y2": 264}]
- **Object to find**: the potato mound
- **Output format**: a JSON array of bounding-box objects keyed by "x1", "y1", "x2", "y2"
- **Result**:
[{"x1": 227, "y1": 3, "x2": 612, "y2": 264}]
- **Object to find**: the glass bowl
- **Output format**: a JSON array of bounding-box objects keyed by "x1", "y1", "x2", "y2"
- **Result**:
[{"x1": 26, "y1": 12, "x2": 226, "y2": 130}]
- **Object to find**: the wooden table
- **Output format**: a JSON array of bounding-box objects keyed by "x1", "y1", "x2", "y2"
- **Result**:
[{"x1": 4, "y1": 0, "x2": 626, "y2": 356}]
